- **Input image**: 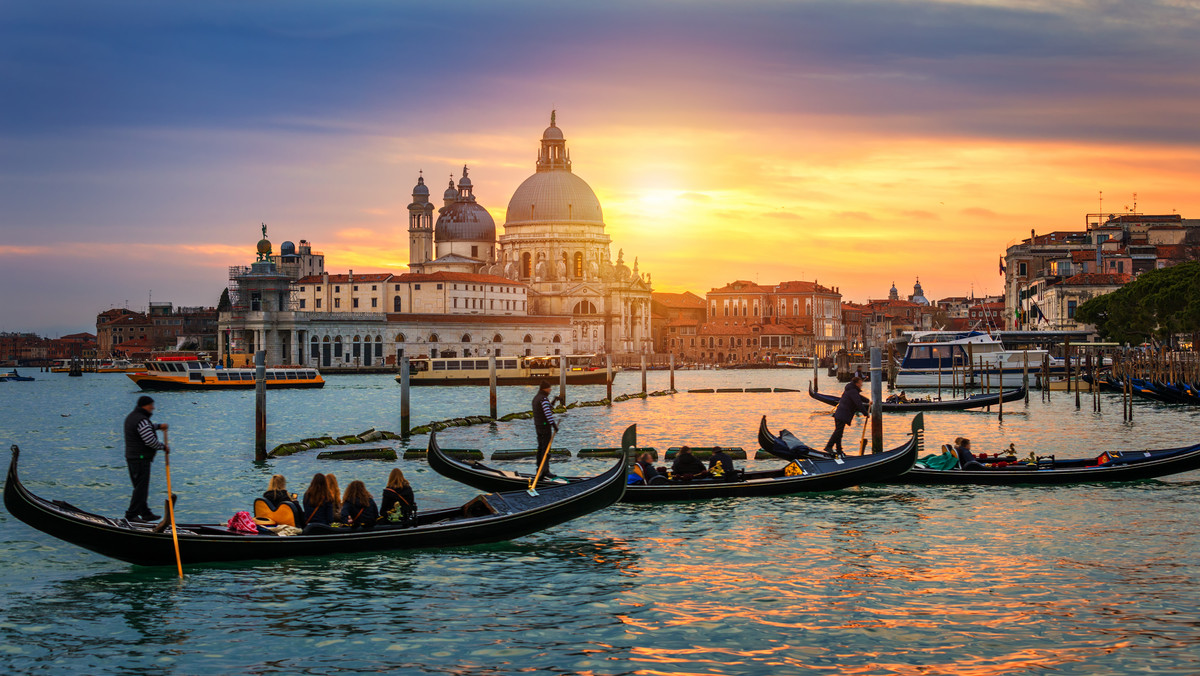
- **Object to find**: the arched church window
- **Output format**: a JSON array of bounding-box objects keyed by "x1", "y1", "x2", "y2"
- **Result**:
[
  {"x1": 461, "y1": 334, "x2": 471, "y2": 343},
  {"x1": 574, "y1": 252, "x2": 584, "y2": 277},
  {"x1": 522, "y1": 252, "x2": 532, "y2": 278},
  {"x1": 523, "y1": 334, "x2": 533, "y2": 343}
]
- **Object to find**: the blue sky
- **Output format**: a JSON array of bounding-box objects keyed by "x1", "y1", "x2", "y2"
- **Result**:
[{"x1": 3, "y1": 1, "x2": 1200, "y2": 334}]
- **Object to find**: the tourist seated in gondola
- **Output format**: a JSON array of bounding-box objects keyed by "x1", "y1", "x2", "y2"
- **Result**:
[
  {"x1": 325, "y1": 473, "x2": 343, "y2": 515},
  {"x1": 302, "y1": 473, "x2": 335, "y2": 528},
  {"x1": 885, "y1": 391, "x2": 910, "y2": 404},
  {"x1": 954, "y1": 437, "x2": 985, "y2": 470},
  {"x1": 262, "y1": 474, "x2": 298, "y2": 507},
  {"x1": 339, "y1": 480, "x2": 379, "y2": 531},
  {"x1": 379, "y1": 468, "x2": 417, "y2": 525},
  {"x1": 630, "y1": 452, "x2": 668, "y2": 485},
  {"x1": 672, "y1": 446, "x2": 709, "y2": 482},
  {"x1": 708, "y1": 447, "x2": 736, "y2": 481}
]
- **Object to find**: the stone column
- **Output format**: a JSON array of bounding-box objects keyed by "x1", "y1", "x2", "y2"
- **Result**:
[{"x1": 290, "y1": 330, "x2": 299, "y2": 365}]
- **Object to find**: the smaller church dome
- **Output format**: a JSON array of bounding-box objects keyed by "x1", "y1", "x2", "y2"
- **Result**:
[
  {"x1": 280, "y1": 240, "x2": 296, "y2": 257},
  {"x1": 412, "y1": 175, "x2": 429, "y2": 197},
  {"x1": 542, "y1": 125, "x2": 564, "y2": 140},
  {"x1": 443, "y1": 178, "x2": 457, "y2": 202}
]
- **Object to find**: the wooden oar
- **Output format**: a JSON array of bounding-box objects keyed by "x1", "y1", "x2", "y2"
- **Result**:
[
  {"x1": 162, "y1": 429, "x2": 183, "y2": 579},
  {"x1": 528, "y1": 428, "x2": 557, "y2": 496},
  {"x1": 858, "y1": 414, "x2": 869, "y2": 455}
]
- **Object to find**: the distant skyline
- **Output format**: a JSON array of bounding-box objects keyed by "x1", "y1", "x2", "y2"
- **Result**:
[{"x1": 4, "y1": 1, "x2": 1200, "y2": 335}]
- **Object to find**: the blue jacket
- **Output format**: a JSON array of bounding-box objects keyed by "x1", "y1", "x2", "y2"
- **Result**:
[{"x1": 833, "y1": 382, "x2": 869, "y2": 423}]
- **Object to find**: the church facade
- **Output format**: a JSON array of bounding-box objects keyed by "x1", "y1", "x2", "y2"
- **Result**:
[{"x1": 407, "y1": 113, "x2": 654, "y2": 355}]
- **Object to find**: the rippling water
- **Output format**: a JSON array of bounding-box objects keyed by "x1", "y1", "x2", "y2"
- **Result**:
[{"x1": 2, "y1": 369, "x2": 1199, "y2": 674}]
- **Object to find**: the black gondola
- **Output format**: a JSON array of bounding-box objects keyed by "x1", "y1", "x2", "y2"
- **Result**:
[
  {"x1": 429, "y1": 420, "x2": 923, "y2": 503},
  {"x1": 808, "y1": 384, "x2": 1026, "y2": 412},
  {"x1": 756, "y1": 423, "x2": 1200, "y2": 486},
  {"x1": 3, "y1": 444, "x2": 626, "y2": 567}
]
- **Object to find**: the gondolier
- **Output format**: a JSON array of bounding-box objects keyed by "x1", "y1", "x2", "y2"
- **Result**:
[
  {"x1": 123, "y1": 395, "x2": 169, "y2": 522},
  {"x1": 532, "y1": 380, "x2": 558, "y2": 474},
  {"x1": 824, "y1": 376, "x2": 869, "y2": 455}
]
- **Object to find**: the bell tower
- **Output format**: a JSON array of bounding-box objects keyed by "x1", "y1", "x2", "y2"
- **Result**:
[{"x1": 408, "y1": 172, "x2": 434, "y2": 268}]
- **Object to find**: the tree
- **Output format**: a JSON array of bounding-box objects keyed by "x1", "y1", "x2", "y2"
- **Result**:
[
  {"x1": 1076, "y1": 261, "x2": 1200, "y2": 348},
  {"x1": 217, "y1": 288, "x2": 232, "y2": 313}
]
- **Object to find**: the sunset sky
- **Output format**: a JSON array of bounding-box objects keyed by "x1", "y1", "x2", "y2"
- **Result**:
[{"x1": 4, "y1": 1, "x2": 1200, "y2": 334}]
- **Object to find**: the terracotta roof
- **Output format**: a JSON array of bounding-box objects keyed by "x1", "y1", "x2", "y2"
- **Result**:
[
  {"x1": 652, "y1": 291, "x2": 706, "y2": 309},
  {"x1": 1059, "y1": 273, "x2": 1131, "y2": 286},
  {"x1": 1070, "y1": 250, "x2": 1098, "y2": 263},
  {"x1": 295, "y1": 273, "x2": 394, "y2": 284},
  {"x1": 774, "y1": 280, "x2": 837, "y2": 295},
  {"x1": 709, "y1": 280, "x2": 772, "y2": 294},
  {"x1": 396, "y1": 272, "x2": 526, "y2": 286},
  {"x1": 1155, "y1": 244, "x2": 1193, "y2": 260}
]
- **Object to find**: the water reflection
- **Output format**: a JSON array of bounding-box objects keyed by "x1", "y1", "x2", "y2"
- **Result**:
[{"x1": 2, "y1": 371, "x2": 1200, "y2": 674}]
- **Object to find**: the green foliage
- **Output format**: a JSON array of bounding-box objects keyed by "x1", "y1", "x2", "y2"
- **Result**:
[
  {"x1": 1076, "y1": 261, "x2": 1200, "y2": 344},
  {"x1": 217, "y1": 288, "x2": 232, "y2": 312}
]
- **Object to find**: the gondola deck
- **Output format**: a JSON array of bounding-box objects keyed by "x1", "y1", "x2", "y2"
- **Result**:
[
  {"x1": 757, "y1": 421, "x2": 1200, "y2": 486},
  {"x1": 808, "y1": 385, "x2": 1026, "y2": 412},
  {"x1": 428, "y1": 420, "x2": 922, "y2": 503},
  {"x1": 3, "y1": 445, "x2": 626, "y2": 566}
]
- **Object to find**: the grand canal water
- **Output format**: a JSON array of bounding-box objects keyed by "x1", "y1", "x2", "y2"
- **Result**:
[{"x1": 2, "y1": 369, "x2": 1199, "y2": 674}]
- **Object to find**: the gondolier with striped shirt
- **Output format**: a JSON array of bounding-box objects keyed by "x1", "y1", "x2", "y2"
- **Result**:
[
  {"x1": 532, "y1": 380, "x2": 558, "y2": 475},
  {"x1": 123, "y1": 395, "x2": 169, "y2": 522}
]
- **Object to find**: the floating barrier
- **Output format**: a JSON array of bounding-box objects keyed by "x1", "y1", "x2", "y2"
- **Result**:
[
  {"x1": 744, "y1": 387, "x2": 772, "y2": 393},
  {"x1": 578, "y1": 447, "x2": 657, "y2": 460},
  {"x1": 317, "y1": 447, "x2": 398, "y2": 461},
  {"x1": 403, "y1": 448, "x2": 483, "y2": 460},
  {"x1": 715, "y1": 388, "x2": 744, "y2": 393},
  {"x1": 491, "y1": 448, "x2": 572, "y2": 460}
]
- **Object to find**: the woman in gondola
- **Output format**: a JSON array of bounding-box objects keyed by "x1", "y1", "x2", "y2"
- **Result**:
[
  {"x1": 302, "y1": 473, "x2": 335, "y2": 527},
  {"x1": 324, "y1": 474, "x2": 342, "y2": 515},
  {"x1": 262, "y1": 474, "x2": 297, "y2": 507},
  {"x1": 379, "y1": 468, "x2": 417, "y2": 525},
  {"x1": 954, "y1": 437, "x2": 985, "y2": 470},
  {"x1": 671, "y1": 446, "x2": 709, "y2": 482},
  {"x1": 632, "y1": 452, "x2": 667, "y2": 485},
  {"x1": 339, "y1": 480, "x2": 379, "y2": 531}
]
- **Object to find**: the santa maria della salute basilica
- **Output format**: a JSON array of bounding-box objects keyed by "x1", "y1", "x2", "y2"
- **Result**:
[{"x1": 219, "y1": 113, "x2": 655, "y2": 368}]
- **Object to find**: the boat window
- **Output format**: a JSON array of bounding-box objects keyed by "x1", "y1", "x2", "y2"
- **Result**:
[
  {"x1": 475, "y1": 359, "x2": 489, "y2": 369},
  {"x1": 187, "y1": 362, "x2": 201, "y2": 370},
  {"x1": 911, "y1": 347, "x2": 931, "y2": 360},
  {"x1": 433, "y1": 361, "x2": 447, "y2": 371},
  {"x1": 445, "y1": 360, "x2": 461, "y2": 370},
  {"x1": 503, "y1": 359, "x2": 518, "y2": 369},
  {"x1": 287, "y1": 371, "x2": 298, "y2": 379},
  {"x1": 189, "y1": 372, "x2": 202, "y2": 382}
]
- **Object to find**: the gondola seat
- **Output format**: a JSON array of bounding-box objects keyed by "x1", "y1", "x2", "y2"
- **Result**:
[{"x1": 253, "y1": 498, "x2": 301, "y2": 527}]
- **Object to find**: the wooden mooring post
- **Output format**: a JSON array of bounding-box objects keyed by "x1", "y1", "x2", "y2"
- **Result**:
[
  {"x1": 399, "y1": 356, "x2": 411, "y2": 436},
  {"x1": 606, "y1": 354, "x2": 613, "y2": 404},
  {"x1": 488, "y1": 355, "x2": 498, "y2": 420},
  {"x1": 254, "y1": 350, "x2": 267, "y2": 462}
]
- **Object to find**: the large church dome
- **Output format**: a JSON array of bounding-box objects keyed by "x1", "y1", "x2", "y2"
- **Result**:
[
  {"x1": 504, "y1": 112, "x2": 604, "y2": 227},
  {"x1": 506, "y1": 171, "x2": 603, "y2": 226},
  {"x1": 436, "y1": 201, "x2": 496, "y2": 242}
]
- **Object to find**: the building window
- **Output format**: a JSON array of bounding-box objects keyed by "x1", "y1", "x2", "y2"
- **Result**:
[
  {"x1": 471, "y1": 245, "x2": 479, "y2": 258},
  {"x1": 334, "y1": 298, "x2": 341, "y2": 308},
  {"x1": 299, "y1": 286, "x2": 305, "y2": 292},
  {"x1": 299, "y1": 299, "x2": 306, "y2": 309},
  {"x1": 371, "y1": 285, "x2": 377, "y2": 291},
  {"x1": 352, "y1": 298, "x2": 359, "y2": 308},
  {"x1": 353, "y1": 285, "x2": 359, "y2": 291},
  {"x1": 522, "y1": 252, "x2": 532, "y2": 278},
  {"x1": 574, "y1": 252, "x2": 584, "y2": 277},
  {"x1": 1018, "y1": 262, "x2": 1027, "y2": 276},
  {"x1": 371, "y1": 298, "x2": 377, "y2": 308},
  {"x1": 335, "y1": 286, "x2": 340, "y2": 292},
  {"x1": 394, "y1": 296, "x2": 402, "y2": 312},
  {"x1": 436, "y1": 284, "x2": 443, "y2": 290},
  {"x1": 395, "y1": 285, "x2": 400, "y2": 291},
  {"x1": 316, "y1": 286, "x2": 321, "y2": 292},
  {"x1": 315, "y1": 299, "x2": 322, "y2": 309},
  {"x1": 1067, "y1": 300, "x2": 1077, "y2": 319},
  {"x1": 414, "y1": 284, "x2": 421, "y2": 290}
]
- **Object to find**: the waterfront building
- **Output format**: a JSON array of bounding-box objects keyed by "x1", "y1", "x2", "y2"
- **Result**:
[
  {"x1": 218, "y1": 231, "x2": 570, "y2": 368},
  {"x1": 96, "y1": 305, "x2": 217, "y2": 356},
  {"x1": 650, "y1": 292, "x2": 707, "y2": 355},
  {"x1": 1031, "y1": 273, "x2": 1130, "y2": 332},
  {"x1": 682, "y1": 279, "x2": 844, "y2": 364},
  {"x1": 270, "y1": 239, "x2": 324, "y2": 280},
  {"x1": 1002, "y1": 212, "x2": 1200, "y2": 329}
]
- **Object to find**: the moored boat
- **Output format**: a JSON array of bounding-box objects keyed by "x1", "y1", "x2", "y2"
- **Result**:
[
  {"x1": 757, "y1": 420, "x2": 1200, "y2": 485},
  {"x1": 3, "y1": 444, "x2": 626, "y2": 566},
  {"x1": 808, "y1": 384, "x2": 1025, "y2": 412},
  {"x1": 397, "y1": 354, "x2": 612, "y2": 387},
  {"x1": 0, "y1": 370, "x2": 35, "y2": 382},
  {"x1": 128, "y1": 357, "x2": 324, "y2": 391},
  {"x1": 893, "y1": 331, "x2": 1064, "y2": 388},
  {"x1": 428, "y1": 421, "x2": 922, "y2": 502}
]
